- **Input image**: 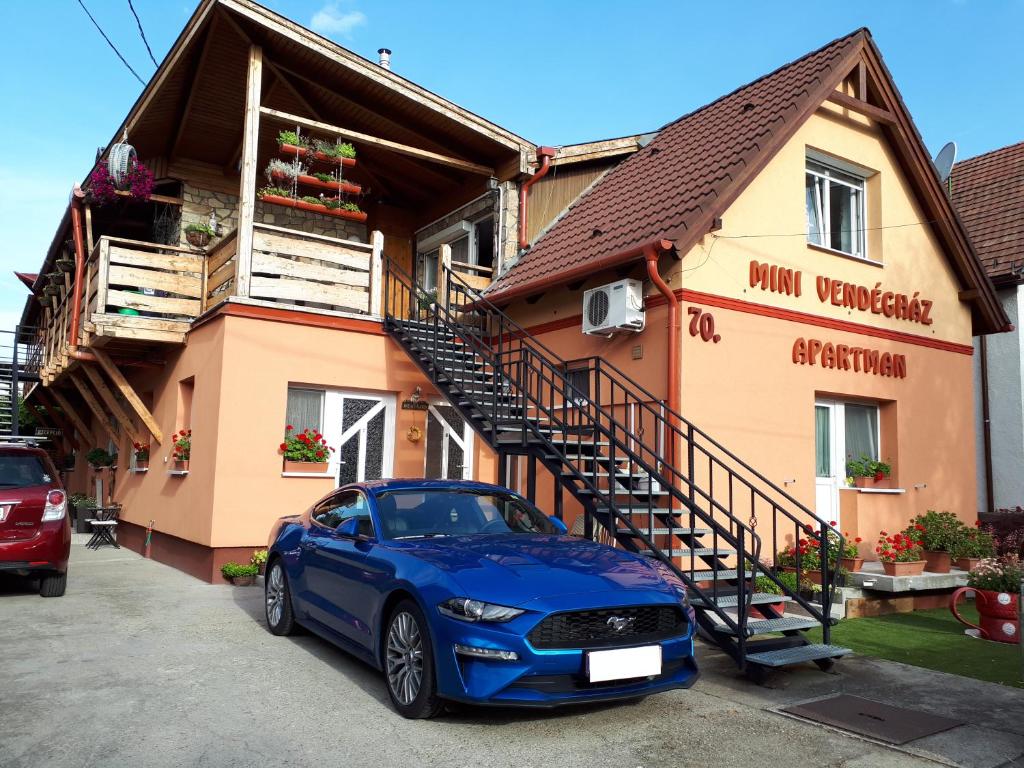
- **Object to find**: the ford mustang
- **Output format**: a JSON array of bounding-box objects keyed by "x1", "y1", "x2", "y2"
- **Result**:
[{"x1": 265, "y1": 479, "x2": 698, "y2": 717}]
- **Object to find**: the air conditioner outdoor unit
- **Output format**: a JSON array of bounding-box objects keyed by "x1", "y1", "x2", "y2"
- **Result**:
[{"x1": 582, "y1": 279, "x2": 645, "y2": 336}]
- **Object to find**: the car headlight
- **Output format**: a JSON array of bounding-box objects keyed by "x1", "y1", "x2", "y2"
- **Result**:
[{"x1": 438, "y1": 598, "x2": 524, "y2": 623}]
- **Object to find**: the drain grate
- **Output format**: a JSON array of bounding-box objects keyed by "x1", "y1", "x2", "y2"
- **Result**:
[{"x1": 782, "y1": 694, "x2": 964, "y2": 745}]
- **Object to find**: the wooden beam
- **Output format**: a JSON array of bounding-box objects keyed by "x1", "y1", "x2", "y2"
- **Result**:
[
  {"x1": 91, "y1": 348, "x2": 164, "y2": 444},
  {"x1": 958, "y1": 288, "x2": 979, "y2": 302},
  {"x1": 857, "y1": 60, "x2": 867, "y2": 102},
  {"x1": 260, "y1": 107, "x2": 494, "y2": 176},
  {"x1": 70, "y1": 373, "x2": 119, "y2": 444},
  {"x1": 825, "y1": 90, "x2": 895, "y2": 126},
  {"x1": 45, "y1": 387, "x2": 93, "y2": 447},
  {"x1": 82, "y1": 365, "x2": 141, "y2": 444},
  {"x1": 169, "y1": 14, "x2": 220, "y2": 160},
  {"x1": 236, "y1": 44, "x2": 263, "y2": 298},
  {"x1": 84, "y1": 204, "x2": 95, "y2": 255}
]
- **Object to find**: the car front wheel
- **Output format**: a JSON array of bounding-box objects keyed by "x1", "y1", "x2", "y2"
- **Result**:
[
  {"x1": 265, "y1": 560, "x2": 296, "y2": 635},
  {"x1": 385, "y1": 600, "x2": 444, "y2": 719}
]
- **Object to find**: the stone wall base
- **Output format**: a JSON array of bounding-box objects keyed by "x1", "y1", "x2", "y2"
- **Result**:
[{"x1": 117, "y1": 521, "x2": 262, "y2": 584}]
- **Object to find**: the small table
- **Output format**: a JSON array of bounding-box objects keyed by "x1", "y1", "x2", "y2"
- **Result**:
[{"x1": 86, "y1": 505, "x2": 122, "y2": 549}]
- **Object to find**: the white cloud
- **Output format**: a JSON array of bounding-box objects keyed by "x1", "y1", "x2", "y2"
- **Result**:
[{"x1": 310, "y1": 2, "x2": 366, "y2": 39}]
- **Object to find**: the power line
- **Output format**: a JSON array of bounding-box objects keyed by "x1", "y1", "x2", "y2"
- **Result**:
[
  {"x1": 75, "y1": 0, "x2": 146, "y2": 86},
  {"x1": 127, "y1": 0, "x2": 159, "y2": 68}
]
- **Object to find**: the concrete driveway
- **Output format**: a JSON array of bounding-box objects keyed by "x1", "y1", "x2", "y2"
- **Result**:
[{"x1": 2, "y1": 536, "x2": 1023, "y2": 768}]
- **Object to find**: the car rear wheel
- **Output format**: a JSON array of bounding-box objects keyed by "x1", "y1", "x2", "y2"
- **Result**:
[
  {"x1": 265, "y1": 561, "x2": 296, "y2": 635},
  {"x1": 385, "y1": 600, "x2": 444, "y2": 719},
  {"x1": 39, "y1": 572, "x2": 66, "y2": 598}
]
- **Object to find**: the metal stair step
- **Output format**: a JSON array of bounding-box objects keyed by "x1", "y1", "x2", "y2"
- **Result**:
[
  {"x1": 745, "y1": 644, "x2": 852, "y2": 667},
  {"x1": 692, "y1": 568, "x2": 754, "y2": 581},
  {"x1": 639, "y1": 547, "x2": 735, "y2": 558},
  {"x1": 715, "y1": 616, "x2": 820, "y2": 636},
  {"x1": 690, "y1": 593, "x2": 793, "y2": 608},
  {"x1": 616, "y1": 527, "x2": 711, "y2": 536}
]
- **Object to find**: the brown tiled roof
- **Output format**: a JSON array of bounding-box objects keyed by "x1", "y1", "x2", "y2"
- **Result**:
[
  {"x1": 951, "y1": 141, "x2": 1024, "y2": 284},
  {"x1": 485, "y1": 29, "x2": 867, "y2": 304}
]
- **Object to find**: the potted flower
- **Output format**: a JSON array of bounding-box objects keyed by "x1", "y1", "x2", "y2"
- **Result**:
[
  {"x1": 846, "y1": 454, "x2": 892, "y2": 488},
  {"x1": 776, "y1": 537, "x2": 822, "y2": 584},
  {"x1": 838, "y1": 531, "x2": 864, "y2": 571},
  {"x1": 950, "y1": 555, "x2": 1022, "y2": 644},
  {"x1": 905, "y1": 511, "x2": 964, "y2": 574},
  {"x1": 88, "y1": 159, "x2": 154, "y2": 206},
  {"x1": 221, "y1": 561, "x2": 259, "y2": 586},
  {"x1": 280, "y1": 425, "x2": 334, "y2": 472},
  {"x1": 251, "y1": 549, "x2": 268, "y2": 576},
  {"x1": 184, "y1": 222, "x2": 216, "y2": 248},
  {"x1": 86, "y1": 448, "x2": 116, "y2": 471},
  {"x1": 951, "y1": 524, "x2": 995, "y2": 571},
  {"x1": 172, "y1": 429, "x2": 191, "y2": 471},
  {"x1": 875, "y1": 529, "x2": 926, "y2": 576},
  {"x1": 69, "y1": 493, "x2": 99, "y2": 534},
  {"x1": 132, "y1": 442, "x2": 150, "y2": 471}
]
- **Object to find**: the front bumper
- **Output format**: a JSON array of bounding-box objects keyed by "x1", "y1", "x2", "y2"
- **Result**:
[{"x1": 431, "y1": 605, "x2": 699, "y2": 707}]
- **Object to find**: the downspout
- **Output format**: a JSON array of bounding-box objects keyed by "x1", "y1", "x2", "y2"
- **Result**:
[
  {"x1": 518, "y1": 147, "x2": 556, "y2": 250},
  {"x1": 643, "y1": 240, "x2": 680, "y2": 421},
  {"x1": 68, "y1": 186, "x2": 97, "y2": 362},
  {"x1": 980, "y1": 334, "x2": 994, "y2": 513}
]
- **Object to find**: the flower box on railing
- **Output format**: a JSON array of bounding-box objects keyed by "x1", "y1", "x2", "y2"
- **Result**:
[
  {"x1": 258, "y1": 194, "x2": 367, "y2": 223},
  {"x1": 270, "y1": 171, "x2": 361, "y2": 195},
  {"x1": 279, "y1": 144, "x2": 357, "y2": 168}
]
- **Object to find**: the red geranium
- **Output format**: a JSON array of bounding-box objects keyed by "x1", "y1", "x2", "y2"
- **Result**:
[{"x1": 280, "y1": 426, "x2": 334, "y2": 463}]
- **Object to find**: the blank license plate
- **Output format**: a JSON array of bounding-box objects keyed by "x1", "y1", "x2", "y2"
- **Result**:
[{"x1": 587, "y1": 645, "x2": 662, "y2": 683}]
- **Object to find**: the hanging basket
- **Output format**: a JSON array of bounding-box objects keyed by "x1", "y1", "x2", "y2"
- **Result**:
[
  {"x1": 108, "y1": 141, "x2": 138, "y2": 189},
  {"x1": 56, "y1": 258, "x2": 76, "y2": 273}
]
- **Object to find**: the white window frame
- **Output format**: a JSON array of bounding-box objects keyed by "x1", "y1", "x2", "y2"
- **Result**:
[
  {"x1": 806, "y1": 156, "x2": 868, "y2": 259},
  {"x1": 815, "y1": 399, "x2": 881, "y2": 479},
  {"x1": 416, "y1": 216, "x2": 495, "y2": 287}
]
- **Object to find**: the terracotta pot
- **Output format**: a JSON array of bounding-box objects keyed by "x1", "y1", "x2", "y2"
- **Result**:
[
  {"x1": 279, "y1": 143, "x2": 357, "y2": 167},
  {"x1": 951, "y1": 587, "x2": 1019, "y2": 643},
  {"x1": 853, "y1": 475, "x2": 891, "y2": 489},
  {"x1": 185, "y1": 230, "x2": 210, "y2": 248},
  {"x1": 231, "y1": 575, "x2": 256, "y2": 587},
  {"x1": 881, "y1": 560, "x2": 926, "y2": 576},
  {"x1": 782, "y1": 565, "x2": 822, "y2": 585},
  {"x1": 135, "y1": 460, "x2": 149, "y2": 471},
  {"x1": 749, "y1": 601, "x2": 786, "y2": 619},
  {"x1": 283, "y1": 460, "x2": 329, "y2": 474},
  {"x1": 840, "y1": 557, "x2": 864, "y2": 572},
  {"x1": 258, "y1": 193, "x2": 367, "y2": 222},
  {"x1": 172, "y1": 459, "x2": 189, "y2": 472},
  {"x1": 923, "y1": 550, "x2": 952, "y2": 573},
  {"x1": 955, "y1": 557, "x2": 982, "y2": 571},
  {"x1": 270, "y1": 171, "x2": 362, "y2": 195}
]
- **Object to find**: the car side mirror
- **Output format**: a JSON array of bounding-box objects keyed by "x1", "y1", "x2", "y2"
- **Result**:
[
  {"x1": 548, "y1": 516, "x2": 568, "y2": 534},
  {"x1": 336, "y1": 517, "x2": 364, "y2": 539}
]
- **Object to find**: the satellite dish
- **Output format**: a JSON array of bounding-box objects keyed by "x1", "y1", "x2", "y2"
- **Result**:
[{"x1": 933, "y1": 141, "x2": 957, "y2": 183}]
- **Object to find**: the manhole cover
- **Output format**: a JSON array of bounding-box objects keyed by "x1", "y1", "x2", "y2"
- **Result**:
[{"x1": 782, "y1": 694, "x2": 964, "y2": 745}]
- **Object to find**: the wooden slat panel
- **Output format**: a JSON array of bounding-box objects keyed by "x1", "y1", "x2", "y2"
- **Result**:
[
  {"x1": 109, "y1": 246, "x2": 203, "y2": 272},
  {"x1": 108, "y1": 265, "x2": 203, "y2": 298},
  {"x1": 251, "y1": 250, "x2": 370, "y2": 287},
  {"x1": 253, "y1": 230, "x2": 371, "y2": 270},
  {"x1": 254, "y1": 222, "x2": 372, "y2": 250},
  {"x1": 106, "y1": 289, "x2": 201, "y2": 316},
  {"x1": 207, "y1": 236, "x2": 238, "y2": 273},
  {"x1": 207, "y1": 263, "x2": 236, "y2": 293},
  {"x1": 104, "y1": 236, "x2": 196, "y2": 254},
  {"x1": 249, "y1": 276, "x2": 369, "y2": 310}
]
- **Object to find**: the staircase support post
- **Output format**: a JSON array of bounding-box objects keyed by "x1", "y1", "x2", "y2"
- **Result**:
[
  {"x1": 526, "y1": 454, "x2": 536, "y2": 503},
  {"x1": 10, "y1": 327, "x2": 20, "y2": 436}
]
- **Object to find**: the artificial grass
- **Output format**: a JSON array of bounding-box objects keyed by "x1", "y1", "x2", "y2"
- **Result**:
[{"x1": 806, "y1": 605, "x2": 1023, "y2": 688}]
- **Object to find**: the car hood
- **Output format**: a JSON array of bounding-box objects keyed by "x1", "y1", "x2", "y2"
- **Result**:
[{"x1": 392, "y1": 534, "x2": 675, "y2": 608}]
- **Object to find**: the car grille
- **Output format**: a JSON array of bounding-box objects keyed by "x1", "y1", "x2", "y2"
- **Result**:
[{"x1": 527, "y1": 605, "x2": 687, "y2": 650}]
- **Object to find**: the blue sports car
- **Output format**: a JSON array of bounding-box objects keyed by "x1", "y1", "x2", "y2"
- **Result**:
[{"x1": 265, "y1": 479, "x2": 698, "y2": 717}]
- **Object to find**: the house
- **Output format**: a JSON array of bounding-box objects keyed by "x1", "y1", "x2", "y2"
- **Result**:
[
  {"x1": 9, "y1": 6, "x2": 1005, "y2": 673},
  {"x1": 951, "y1": 141, "x2": 1024, "y2": 512}
]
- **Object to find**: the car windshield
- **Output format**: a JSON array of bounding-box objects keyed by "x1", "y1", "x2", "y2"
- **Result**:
[
  {"x1": 0, "y1": 453, "x2": 53, "y2": 489},
  {"x1": 375, "y1": 489, "x2": 557, "y2": 540}
]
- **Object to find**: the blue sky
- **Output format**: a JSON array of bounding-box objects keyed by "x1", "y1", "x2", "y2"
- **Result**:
[{"x1": 1, "y1": 0, "x2": 1021, "y2": 332}]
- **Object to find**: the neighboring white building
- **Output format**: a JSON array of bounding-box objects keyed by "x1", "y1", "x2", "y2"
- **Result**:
[{"x1": 953, "y1": 141, "x2": 1024, "y2": 512}]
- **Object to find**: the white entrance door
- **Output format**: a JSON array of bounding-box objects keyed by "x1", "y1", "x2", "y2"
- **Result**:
[
  {"x1": 329, "y1": 392, "x2": 396, "y2": 486},
  {"x1": 814, "y1": 401, "x2": 842, "y2": 525},
  {"x1": 424, "y1": 403, "x2": 473, "y2": 480}
]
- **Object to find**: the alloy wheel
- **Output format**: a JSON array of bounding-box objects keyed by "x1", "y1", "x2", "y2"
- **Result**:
[
  {"x1": 266, "y1": 563, "x2": 285, "y2": 628},
  {"x1": 386, "y1": 611, "x2": 424, "y2": 705}
]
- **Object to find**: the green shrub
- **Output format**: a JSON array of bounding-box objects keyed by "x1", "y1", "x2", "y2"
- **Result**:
[
  {"x1": 754, "y1": 575, "x2": 783, "y2": 596},
  {"x1": 906, "y1": 510, "x2": 967, "y2": 552},
  {"x1": 251, "y1": 549, "x2": 268, "y2": 567},
  {"x1": 86, "y1": 448, "x2": 115, "y2": 467},
  {"x1": 277, "y1": 130, "x2": 301, "y2": 146},
  {"x1": 951, "y1": 527, "x2": 995, "y2": 560},
  {"x1": 221, "y1": 562, "x2": 259, "y2": 578},
  {"x1": 184, "y1": 222, "x2": 215, "y2": 236},
  {"x1": 300, "y1": 195, "x2": 322, "y2": 205},
  {"x1": 258, "y1": 186, "x2": 290, "y2": 198}
]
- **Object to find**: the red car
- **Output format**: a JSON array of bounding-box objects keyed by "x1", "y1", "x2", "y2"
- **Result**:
[{"x1": 0, "y1": 442, "x2": 70, "y2": 597}]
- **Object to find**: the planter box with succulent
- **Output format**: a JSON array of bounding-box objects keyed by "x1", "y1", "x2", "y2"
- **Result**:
[
  {"x1": 280, "y1": 425, "x2": 335, "y2": 472},
  {"x1": 951, "y1": 524, "x2": 995, "y2": 571},
  {"x1": 251, "y1": 549, "x2": 268, "y2": 575},
  {"x1": 132, "y1": 441, "x2": 150, "y2": 471},
  {"x1": 221, "y1": 561, "x2": 259, "y2": 586},
  {"x1": 257, "y1": 187, "x2": 367, "y2": 222},
  {"x1": 904, "y1": 511, "x2": 965, "y2": 573},
  {"x1": 87, "y1": 447, "x2": 116, "y2": 471},
  {"x1": 846, "y1": 454, "x2": 892, "y2": 488},
  {"x1": 184, "y1": 222, "x2": 216, "y2": 248},
  {"x1": 276, "y1": 130, "x2": 357, "y2": 167},
  {"x1": 171, "y1": 429, "x2": 191, "y2": 472},
  {"x1": 875, "y1": 529, "x2": 925, "y2": 576},
  {"x1": 950, "y1": 555, "x2": 1022, "y2": 643}
]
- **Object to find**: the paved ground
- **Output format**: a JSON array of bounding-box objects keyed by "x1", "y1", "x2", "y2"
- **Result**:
[{"x1": 2, "y1": 536, "x2": 1023, "y2": 768}]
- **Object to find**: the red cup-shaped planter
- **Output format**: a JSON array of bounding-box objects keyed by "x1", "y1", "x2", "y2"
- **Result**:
[
  {"x1": 955, "y1": 557, "x2": 982, "y2": 571},
  {"x1": 258, "y1": 193, "x2": 368, "y2": 223},
  {"x1": 284, "y1": 460, "x2": 329, "y2": 474},
  {"x1": 951, "y1": 587, "x2": 1019, "y2": 643},
  {"x1": 881, "y1": 560, "x2": 926, "y2": 577},
  {"x1": 923, "y1": 550, "x2": 952, "y2": 574},
  {"x1": 840, "y1": 557, "x2": 865, "y2": 572},
  {"x1": 279, "y1": 143, "x2": 357, "y2": 168}
]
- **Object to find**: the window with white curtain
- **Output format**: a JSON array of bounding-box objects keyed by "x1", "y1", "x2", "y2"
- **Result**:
[
  {"x1": 285, "y1": 387, "x2": 324, "y2": 435},
  {"x1": 806, "y1": 158, "x2": 866, "y2": 258},
  {"x1": 844, "y1": 403, "x2": 879, "y2": 463}
]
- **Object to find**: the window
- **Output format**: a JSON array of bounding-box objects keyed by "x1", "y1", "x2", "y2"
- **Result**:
[
  {"x1": 311, "y1": 491, "x2": 373, "y2": 536},
  {"x1": 806, "y1": 159, "x2": 866, "y2": 257},
  {"x1": 815, "y1": 400, "x2": 880, "y2": 479},
  {"x1": 844, "y1": 403, "x2": 879, "y2": 464},
  {"x1": 286, "y1": 387, "x2": 324, "y2": 434},
  {"x1": 374, "y1": 489, "x2": 556, "y2": 539}
]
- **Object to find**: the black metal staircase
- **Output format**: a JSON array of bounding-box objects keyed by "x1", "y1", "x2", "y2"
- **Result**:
[
  {"x1": 382, "y1": 261, "x2": 850, "y2": 676},
  {"x1": 0, "y1": 326, "x2": 41, "y2": 438}
]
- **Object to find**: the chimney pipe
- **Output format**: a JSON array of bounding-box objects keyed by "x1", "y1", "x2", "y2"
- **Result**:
[{"x1": 378, "y1": 48, "x2": 392, "y2": 70}]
